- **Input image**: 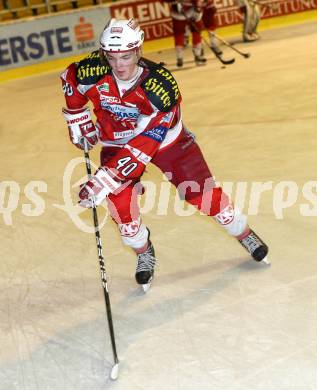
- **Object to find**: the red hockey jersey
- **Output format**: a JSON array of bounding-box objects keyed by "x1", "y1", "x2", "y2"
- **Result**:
[
  {"x1": 61, "y1": 51, "x2": 183, "y2": 181},
  {"x1": 163, "y1": 0, "x2": 204, "y2": 20}
]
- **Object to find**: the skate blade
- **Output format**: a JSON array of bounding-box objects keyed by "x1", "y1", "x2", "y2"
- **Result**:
[
  {"x1": 141, "y1": 276, "x2": 153, "y2": 293},
  {"x1": 141, "y1": 282, "x2": 152, "y2": 293},
  {"x1": 261, "y1": 256, "x2": 270, "y2": 265}
]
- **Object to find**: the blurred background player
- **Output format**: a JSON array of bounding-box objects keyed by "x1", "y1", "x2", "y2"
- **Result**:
[
  {"x1": 61, "y1": 18, "x2": 269, "y2": 291},
  {"x1": 182, "y1": 0, "x2": 222, "y2": 61},
  {"x1": 163, "y1": 0, "x2": 207, "y2": 67},
  {"x1": 201, "y1": 0, "x2": 222, "y2": 55},
  {"x1": 238, "y1": 0, "x2": 261, "y2": 41}
]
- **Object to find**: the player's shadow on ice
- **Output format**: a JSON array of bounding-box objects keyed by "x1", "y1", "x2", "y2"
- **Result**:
[
  {"x1": 0, "y1": 257, "x2": 270, "y2": 388},
  {"x1": 117, "y1": 255, "x2": 269, "y2": 323}
]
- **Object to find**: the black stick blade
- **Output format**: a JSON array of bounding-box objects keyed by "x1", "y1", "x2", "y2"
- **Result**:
[{"x1": 211, "y1": 47, "x2": 235, "y2": 65}]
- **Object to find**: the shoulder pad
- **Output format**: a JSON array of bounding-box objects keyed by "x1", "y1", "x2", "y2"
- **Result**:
[
  {"x1": 141, "y1": 65, "x2": 180, "y2": 112},
  {"x1": 76, "y1": 51, "x2": 111, "y2": 85}
]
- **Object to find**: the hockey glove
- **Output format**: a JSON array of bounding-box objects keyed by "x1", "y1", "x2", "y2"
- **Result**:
[
  {"x1": 188, "y1": 7, "x2": 202, "y2": 22},
  {"x1": 78, "y1": 167, "x2": 121, "y2": 208},
  {"x1": 62, "y1": 107, "x2": 98, "y2": 150}
]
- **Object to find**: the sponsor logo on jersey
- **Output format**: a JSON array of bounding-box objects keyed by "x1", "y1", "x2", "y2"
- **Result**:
[
  {"x1": 125, "y1": 144, "x2": 152, "y2": 164},
  {"x1": 156, "y1": 68, "x2": 179, "y2": 101},
  {"x1": 114, "y1": 130, "x2": 135, "y2": 139},
  {"x1": 77, "y1": 64, "x2": 109, "y2": 81},
  {"x1": 143, "y1": 69, "x2": 179, "y2": 109},
  {"x1": 97, "y1": 83, "x2": 110, "y2": 93},
  {"x1": 100, "y1": 102, "x2": 139, "y2": 120},
  {"x1": 101, "y1": 96, "x2": 121, "y2": 104},
  {"x1": 137, "y1": 152, "x2": 151, "y2": 164},
  {"x1": 143, "y1": 126, "x2": 168, "y2": 143},
  {"x1": 144, "y1": 77, "x2": 170, "y2": 108},
  {"x1": 125, "y1": 144, "x2": 140, "y2": 157}
]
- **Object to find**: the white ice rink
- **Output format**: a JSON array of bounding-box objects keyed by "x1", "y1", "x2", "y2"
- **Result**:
[{"x1": 1, "y1": 21, "x2": 317, "y2": 390}]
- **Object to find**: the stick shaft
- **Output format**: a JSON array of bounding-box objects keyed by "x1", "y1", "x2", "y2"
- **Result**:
[
  {"x1": 210, "y1": 32, "x2": 250, "y2": 58},
  {"x1": 84, "y1": 148, "x2": 119, "y2": 365}
]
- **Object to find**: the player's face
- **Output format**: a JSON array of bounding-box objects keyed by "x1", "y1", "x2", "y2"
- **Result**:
[{"x1": 105, "y1": 50, "x2": 139, "y2": 81}]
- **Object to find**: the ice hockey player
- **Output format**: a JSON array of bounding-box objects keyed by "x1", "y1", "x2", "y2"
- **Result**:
[
  {"x1": 61, "y1": 18, "x2": 269, "y2": 291},
  {"x1": 201, "y1": 0, "x2": 222, "y2": 55},
  {"x1": 238, "y1": 0, "x2": 261, "y2": 42},
  {"x1": 163, "y1": 0, "x2": 207, "y2": 67}
]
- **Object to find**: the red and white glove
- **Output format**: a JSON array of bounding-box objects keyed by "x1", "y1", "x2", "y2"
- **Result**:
[
  {"x1": 62, "y1": 107, "x2": 98, "y2": 150},
  {"x1": 187, "y1": 7, "x2": 202, "y2": 22},
  {"x1": 78, "y1": 167, "x2": 122, "y2": 208}
]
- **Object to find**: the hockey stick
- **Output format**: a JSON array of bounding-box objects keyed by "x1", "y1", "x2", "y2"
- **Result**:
[
  {"x1": 198, "y1": 30, "x2": 235, "y2": 65},
  {"x1": 83, "y1": 142, "x2": 119, "y2": 381},
  {"x1": 178, "y1": 5, "x2": 235, "y2": 65},
  {"x1": 210, "y1": 32, "x2": 251, "y2": 59}
]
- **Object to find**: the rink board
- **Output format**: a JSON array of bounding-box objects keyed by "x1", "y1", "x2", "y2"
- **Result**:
[{"x1": 0, "y1": 0, "x2": 317, "y2": 78}]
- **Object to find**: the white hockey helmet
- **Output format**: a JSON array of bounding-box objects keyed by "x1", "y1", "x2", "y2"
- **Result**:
[{"x1": 100, "y1": 18, "x2": 144, "y2": 52}]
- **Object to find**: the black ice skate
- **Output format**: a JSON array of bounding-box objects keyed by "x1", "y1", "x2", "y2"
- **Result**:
[
  {"x1": 177, "y1": 58, "x2": 183, "y2": 68},
  {"x1": 135, "y1": 239, "x2": 157, "y2": 292},
  {"x1": 238, "y1": 229, "x2": 269, "y2": 264},
  {"x1": 194, "y1": 55, "x2": 207, "y2": 66}
]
